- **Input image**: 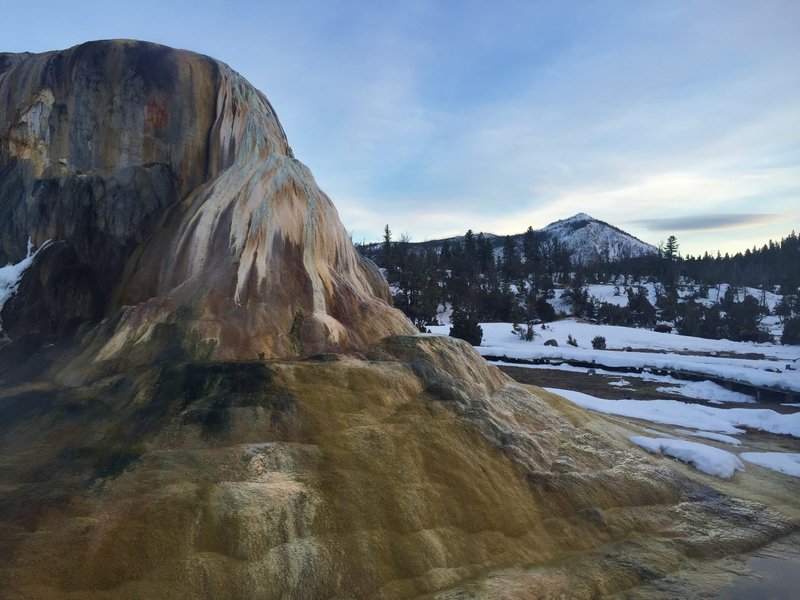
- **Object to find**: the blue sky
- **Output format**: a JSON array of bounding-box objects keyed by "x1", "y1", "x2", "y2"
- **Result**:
[{"x1": 3, "y1": 1, "x2": 799, "y2": 255}]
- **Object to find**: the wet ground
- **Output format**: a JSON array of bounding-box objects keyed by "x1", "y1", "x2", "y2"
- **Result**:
[
  {"x1": 503, "y1": 365, "x2": 800, "y2": 599},
  {"x1": 499, "y1": 364, "x2": 797, "y2": 412},
  {"x1": 718, "y1": 551, "x2": 800, "y2": 599},
  {"x1": 616, "y1": 533, "x2": 800, "y2": 599}
]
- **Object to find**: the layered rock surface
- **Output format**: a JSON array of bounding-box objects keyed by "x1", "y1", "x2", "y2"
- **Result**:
[
  {"x1": 1, "y1": 335, "x2": 795, "y2": 599},
  {"x1": 0, "y1": 41, "x2": 797, "y2": 599},
  {"x1": 0, "y1": 40, "x2": 414, "y2": 372}
]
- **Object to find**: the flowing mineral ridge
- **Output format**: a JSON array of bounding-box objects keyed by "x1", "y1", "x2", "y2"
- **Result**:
[{"x1": 0, "y1": 40, "x2": 796, "y2": 599}]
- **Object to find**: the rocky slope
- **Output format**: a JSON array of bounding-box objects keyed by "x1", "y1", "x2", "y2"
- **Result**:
[
  {"x1": 2, "y1": 334, "x2": 795, "y2": 599},
  {"x1": 0, "y1": 41, "x2": 796, "y2": 599},
  {"x1": 0, "y1": 40, "x2": 414, "y2": 376}
]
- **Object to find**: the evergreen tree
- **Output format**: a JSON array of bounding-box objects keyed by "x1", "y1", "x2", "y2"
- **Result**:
[
  {"x1": 522, "y1": 226, "x2": 541, "y2": 276},
  {"x1": 627, "y1": 287, "x2": 656, "y2": 327},
  {"x1": 782, "y1": 317, "x2": 800, "y2": 345},
  {"x1": 449, "y1": 307, "x2": 483, "y2": 345},
  {"x1": 535, "y1": 296, "x2": 556, "y2": 322},
  {"x1": 382, "y1": 224, "x2": 393, "y2": 269},
  {"x1": 501, "y1": 235, "x2": 521, "y2": 283},
  {"x1": 664, "y1": 235, "x2": 679, "y2": 261}
]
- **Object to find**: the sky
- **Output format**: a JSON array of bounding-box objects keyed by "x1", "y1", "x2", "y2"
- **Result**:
[{"x1": 2, "y1": 0, "x2": 799, "y2": 256}]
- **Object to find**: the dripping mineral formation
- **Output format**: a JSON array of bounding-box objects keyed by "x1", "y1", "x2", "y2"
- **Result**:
[
  {"x1": 0, "y1": 40, "x2": 414, "y2": 372},
  {"x1": 0, "y1": 41, "x2": 796, "y2": 599}
]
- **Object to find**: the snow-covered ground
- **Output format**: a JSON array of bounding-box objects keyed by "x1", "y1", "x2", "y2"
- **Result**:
[
  {"x1": 545, "y1": 389, "x2": 800, "y2": 437},
  {"x1": 674, "y1": 429, "x2": 742, "y2": 446},
  {"x1": 699, "y1": 283, "x2": 782, "y2": 313},
  {"x1": 630, "y1": 435, "x2": 744, "y2": 479},
  {"x1": 435, "y1": 279, "x2": 785, "y2": 337},
  {"x1": 584, "y1": 283, "x2": 659, "y2": 307},
  {"x1": 429, "y1": 320, "x2": 800, "y2": 394},
  {"x1": 740, "y1": 452, "x2": 800, "y2": 477},
  {"x1": 546, "y1": 387, "x2": 800, "y2": 479},
  {"x1": 428, "y1": 318, "x2": 800, "y2": 479},
  {"x1": 655, "y1": 380, "x2": 755, "y2": 404}
]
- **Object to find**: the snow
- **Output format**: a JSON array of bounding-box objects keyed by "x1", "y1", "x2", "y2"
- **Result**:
[
  {"x1": 550, "y1": 288, "x2": 572, "y2": 315},
  {"x1": 488, "y1": 359, "x2": 591, "y2": 374},
  {"x1": 630, "y1": 435, "x2": 745, "y2": 478},
  {"x1": 540, "y1": 214, "x2": 657, "y2": 265},
  {"x1": 585, "y1": 282, "x2": 659, "y2": 307},
  {"x1": 740, "y1": 452, "x2": 800, "y2": 478},
  {"x1": 435, "y1": 302, "x2": 453, "y2": 326},
  {"x1": 462, "y1": 319, "x2": 799, "y2": 359},
  {"x1": 674, "y1": 429, "x2": 742, "y2": 446},
  {"x1": 544, "y1": 388, "x2": 800, "y2": 438},
  {"x1": 429, "y1": 320, "x2": 800, "y2": 394},
  {"x1": 656, "y1": 380, "x2": 755, "y2": 404},
  {"x1": 701, "y1": 283, "x2": 783, "y2": 313},
  {"x1": 0, "y1": 240, "x2": 47, "y2": 330},
  {"x1": 608, "y1": 379, "x2": 631, "y2": 387},
  {"x1": 585, "y1": 284, "x2": 628, "y2": 307}
]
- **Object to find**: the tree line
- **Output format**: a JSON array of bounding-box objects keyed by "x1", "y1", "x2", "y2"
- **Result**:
[{"x1": 359, "y1": 228, "x2": 800, "y2": 345}]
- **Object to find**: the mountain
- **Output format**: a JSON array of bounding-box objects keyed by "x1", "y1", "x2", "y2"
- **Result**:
[
  {"x1": 539, "y1": 213, "x2": 657, "y2": 264},
  {"x1": 360, "y1": 213, "x2": 657, "y2": 266},
  {"x1": 0, "y1": 41, "x2": 792, "y2": 599}
]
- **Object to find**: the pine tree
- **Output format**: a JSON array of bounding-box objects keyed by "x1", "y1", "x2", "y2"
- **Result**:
[
  {"x1": 664, "y1": 235, "x2": 679, "y2": 261},
  {"x1": 382, "y1": 224, "x2": 393, "y2": 267}
]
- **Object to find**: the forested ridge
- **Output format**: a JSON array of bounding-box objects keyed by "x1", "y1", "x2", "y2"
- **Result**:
[{"x1": 358, "y1": 227, "x2": 800, "y2": 345}]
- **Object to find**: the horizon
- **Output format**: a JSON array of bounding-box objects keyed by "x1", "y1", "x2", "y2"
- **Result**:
[{"x1": 2, "y1": 1, "x2": 798, "y2": 257}]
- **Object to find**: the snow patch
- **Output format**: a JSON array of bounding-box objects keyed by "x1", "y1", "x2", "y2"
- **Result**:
[
  {"x1": 630, "y1": 436, "x2": 744, "y2": 478},
  {"x1": 656, "y1": 380, "x2": 756, "y2": 404},
  {"x1": 608, "y1": 379, "x2": 631, "y2": 387},
  {"x1": 545, "y1": 388, "x2": 800, "y2": 438},
  {"x1": 740, "y1": 452, "x2": 800, "y2": 478},
  {"x1": 674, "y1": 429, "x2": 742, "y2": 446},
  {"x1": 437, "y1": 320, "x2": 800, "y2": 394},
  {"x1": 0, "y1": 239, "x2": 48, "y2": 331}
]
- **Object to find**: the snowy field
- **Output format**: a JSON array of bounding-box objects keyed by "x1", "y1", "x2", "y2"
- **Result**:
[
  {"x1": 547, "y1": 388, "x2": 800, "y2": 438},
  {"x1": 429, "y1": 319, "x2": 800, "y2": 394},
  {"x1": 545, "y1": 387, "x2": 800, "y2": 480},
  {"x1": 429, "y1": 318, "x2": 800, "y2": 479}
]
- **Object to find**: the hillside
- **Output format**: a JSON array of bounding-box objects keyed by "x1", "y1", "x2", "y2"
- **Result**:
[
  {"x1": 359, "y1": 212, "x2": 657, "y2": 266},
  {"x1": 539, "y1": 212, "x2": 657, "y2": 264}
]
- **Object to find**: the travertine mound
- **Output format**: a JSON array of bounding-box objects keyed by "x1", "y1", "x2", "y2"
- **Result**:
[
  {"x1": 0, "y1": 40, "x2": 414, "y2": 371},
  {"x1": 0, "y1": 335, "x2": 793, "y2": 599},
  {"x1": 0, "y1": 41, "x2": 796, "y2": 599}
]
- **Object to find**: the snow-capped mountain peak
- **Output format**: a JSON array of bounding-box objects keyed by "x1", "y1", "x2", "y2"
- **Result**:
[{"x1": 539, "y1": 213, "x2": 657, "y2": 265}]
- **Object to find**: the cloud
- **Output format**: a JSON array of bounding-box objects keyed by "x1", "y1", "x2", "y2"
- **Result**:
[
  {"x1": 630, "y1": 213, "x2": 783, "y2": 232},
  {"x1": 3, "y1": 1, "x2": 797, "y2": 258}
]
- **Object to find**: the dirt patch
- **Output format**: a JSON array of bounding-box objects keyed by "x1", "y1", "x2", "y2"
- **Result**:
[
  {"x1": 498, "y1": 365, "x2": 799, "y2": 415},
  {"x1": 498, "y1": 365, "x2": 690, "y2": 400}
]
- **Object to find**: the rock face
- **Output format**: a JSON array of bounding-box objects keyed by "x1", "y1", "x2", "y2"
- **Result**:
[
  {"x1": 0, "y1": 40, "x2": 414, "y2": 372},
  {"x1": 0, "y1": 41, "x2": 797, "y2": 599}
]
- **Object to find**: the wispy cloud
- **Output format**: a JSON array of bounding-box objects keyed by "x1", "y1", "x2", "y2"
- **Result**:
[
  {"x1": 2, "y1": 1, "x2": 798, "y2": 255},
  {"x1": 631, "y1": 213, "x2": 783, "y2": 232}
]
